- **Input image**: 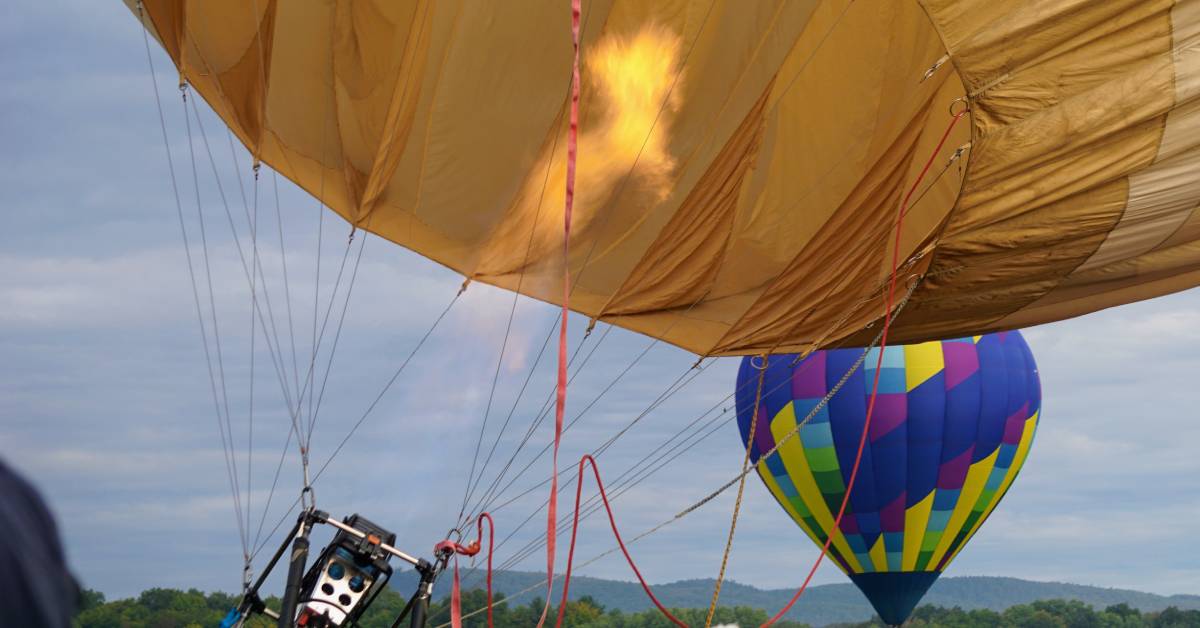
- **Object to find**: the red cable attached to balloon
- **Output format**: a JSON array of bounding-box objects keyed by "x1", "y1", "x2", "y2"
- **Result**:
[
  {"x1": 440, "y1": 512, "x2": 494, "y2": 628},
  {"x1": 556, "y1": 455, "x2": 687, "y2": 628},
  {"x1": 537, "y1": 0, "x2": 582, "y2": 626}
]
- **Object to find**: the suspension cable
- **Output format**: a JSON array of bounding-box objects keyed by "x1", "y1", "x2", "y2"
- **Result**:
[
  {"x1": 250, "y1": 287, "x2": 463, "y2": 558},
  {"x1": 138, "y1": 3, "x2": 250, "y2": 566},
  {"x1": 462, "y1": 322, "x2": 611, "y2": 525},
  {"x1": 182, "y1": 83, "x2": 248, "y2": 557}
]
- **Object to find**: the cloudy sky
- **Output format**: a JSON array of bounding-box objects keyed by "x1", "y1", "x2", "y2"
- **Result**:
[{"x1": 2, "y1": 0, "x2": 1198, "y2": 605}]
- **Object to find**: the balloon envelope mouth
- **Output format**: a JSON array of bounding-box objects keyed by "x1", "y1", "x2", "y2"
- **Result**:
[{"x1": 848, "y1": 571, "x2": 941, "y2": 626}]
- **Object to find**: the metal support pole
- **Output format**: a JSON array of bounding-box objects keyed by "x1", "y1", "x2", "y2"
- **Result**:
[{"x1": 277, "y1": 513, "x2": 314, "y2": 628}]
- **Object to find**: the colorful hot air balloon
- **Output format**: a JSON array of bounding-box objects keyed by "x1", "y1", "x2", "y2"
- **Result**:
[
  {"x1": 735, "y1": 331, "x2": 1040, "y2": 626},
  {"x1": 127, "y1": 1, "x2": 1200, "y2": 357}
]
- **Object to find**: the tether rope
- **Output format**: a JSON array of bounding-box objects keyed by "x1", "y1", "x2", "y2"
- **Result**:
[{"x1": 702, "y1": 360, "x2": 765, "y2": 627}]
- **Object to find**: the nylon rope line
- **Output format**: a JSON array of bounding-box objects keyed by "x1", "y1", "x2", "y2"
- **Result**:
[
  {"x1": 305, "y1": 222, "x2": 372, "y2": 447},
  {"x1": 186, "y1": 88, "x2": 318, "y2": 566},
  {"x1": 458, "y1": 310, "x2": 562, "y2": 528},
  {"x1": 470, "y1": 359, "x2": 716, "y2": 576},
  {"x1": 493, "y1": 409, "x2": 754, "y2": 575},
  {"x1": 476, "y1": 343, "x2": 708, "y2": 551},
  {"x1": 271, "y1": 169, "x2": 303, "y2": 433},
  {"x1": 485, "y1": 347, "x2": 710, "y2": 519},
  {"x1": 447, "y1": 311, "x2": 897, "y2": 622},
  {"x1": 182, "y1": 9, "x2": 325, "y2": 453},
  {"x1": 532, "y1": 0, "x2": 710, "y2": 614},
  {"x1": 494, "y1": 276, "x2": 916, "y2": 615},
  {"x1": 245, "y1": 153, "x2": 260, "y2": 574},
  {"x1": 475, "y1": 266, "x2": 919, "y2": 583},
  {"x1": 249, "y1": 285, "x2": 463, "y2": 559},
  {"x1": 474, "y1": 343, "x2": 795, "y2": 581},
  {"x1": 468, "y1": 286, "x2": 710, "y2": 524},
  {"x1": 439, "y1": 504, "x2": 685, "y2": 628},
  {"x1": 188, "y1": 97, "x2": 302, "y2": 425},
  {"x1": 457, "y1": 287, "x2": 523, "y2": 526},
  {"x1": 181, "y1": 83, "x2": 250, "y2": 558},
  {"x1": 703, "y1": 360, "x2": 766, "y2": 627},
  {"x1": 455, "y1": 513, "x2": 675, "y2": 627},
  {"x1": 247, "y1": 0, "x2": 312, "y2": 456},
  {"x1": 456, "y1": 0, "x2": 602, "y2": 515},
  {"x1": 191, "y1": 109, "x2": 300, "y2": 421},
  {"x1": 464, "y1": 322, "x2": 611, "y2": 525},
  {"x1": 305, "y1": 6, "x2": 333, "y2": 482},
  {"x1": 189, "y1": 97, "x2": 318, "y2": 532},
  {"x1": 295, "y1": 226, "x2": 357, "y2": 447},
  {"x1": 450, "y1": 401, "x2": 748, "y2": 621},
  {"x1": 138, "y1": 2, "x2": 249, "y2": 567}
]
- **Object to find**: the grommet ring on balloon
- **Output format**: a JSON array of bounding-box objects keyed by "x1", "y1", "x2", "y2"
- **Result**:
[
  {"x1": 749, "y1": 354, "x2": 769, "y2": 370},
  {"x1": 949, "y1": 96, "x2": 970, "y2": 117}
]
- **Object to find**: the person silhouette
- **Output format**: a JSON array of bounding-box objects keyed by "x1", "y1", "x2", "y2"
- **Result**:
[{"x1": 0, "y1": 458, "x2": 80, "y2": 627}]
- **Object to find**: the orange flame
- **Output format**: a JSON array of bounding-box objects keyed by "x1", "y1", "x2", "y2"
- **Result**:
[{"x1": 477, "y1": 25, "x2": 684, "y2": 279}]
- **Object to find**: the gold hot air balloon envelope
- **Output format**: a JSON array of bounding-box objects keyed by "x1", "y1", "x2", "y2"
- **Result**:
[{"x1": 127, "y1": 0, "x2": 1200, "y2": 356}]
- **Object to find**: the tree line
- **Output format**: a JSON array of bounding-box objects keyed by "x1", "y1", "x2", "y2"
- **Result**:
[{"x1": 73, "y1": 586, "x2": 1199, "y2": 627}]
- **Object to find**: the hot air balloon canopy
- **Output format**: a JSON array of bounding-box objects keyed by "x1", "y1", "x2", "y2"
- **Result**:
[
  {"x1": 735, "y1": 331, "x2": 1041, "y2": 626},
  {"x1": 126, "y1": 0, "x2": 1200, "y2": 357}
]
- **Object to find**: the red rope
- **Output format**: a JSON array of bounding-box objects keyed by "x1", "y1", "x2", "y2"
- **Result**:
[
  {"x1": 556, "y1": 455, "x2": 686, "y2": 628},
  {"x1": 441, "y1": 512, "x2": 495, "y2": 628},
  {"x1": 537, "y1": 0, "x2": 582, "y2": 626},
  {"x1": 762, "y1": 110, "x2": 966, "y2": 626}
]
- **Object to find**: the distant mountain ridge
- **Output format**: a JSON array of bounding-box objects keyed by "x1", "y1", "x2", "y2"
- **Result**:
[{"x1": 392, "y1": 570, "x2": 1199, "y2": 626}]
